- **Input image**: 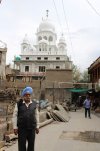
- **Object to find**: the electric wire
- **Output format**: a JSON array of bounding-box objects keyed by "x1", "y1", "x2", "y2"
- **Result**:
[
  {"x1": 52, "y1": 0, "x2": 63, "y2": 33},
  {"x1": 85, "y1": 0, "x2": 100, "y2": 17},
  {"x1": 61, "y1": 0, "x2": 76, "y2": 61}
]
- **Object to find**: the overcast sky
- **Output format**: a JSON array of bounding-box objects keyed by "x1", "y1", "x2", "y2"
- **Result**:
[{"x1": 0, "y1": 0, "x2": 100, "y2": 71}]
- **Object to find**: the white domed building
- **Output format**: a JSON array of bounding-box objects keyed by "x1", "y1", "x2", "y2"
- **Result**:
[{"x1": 13, "y1": 15, "x2": 73, "y2": 102}]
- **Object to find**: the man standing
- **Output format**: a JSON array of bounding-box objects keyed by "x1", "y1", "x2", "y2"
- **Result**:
[
  {"x1": 83, "y1": 94, "x2": 91, "y2": 119},
  {"x1": 12, "y1": 86, "x2": 39, "y2": 151}
]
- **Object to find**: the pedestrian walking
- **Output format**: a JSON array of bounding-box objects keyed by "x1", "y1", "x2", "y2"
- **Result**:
[
  {"x1": 83, "y1": 94, "x2": 91, "y2": 118},
  {"x1": 12, "y1": 86, "x2": 39, "y2": 151}
]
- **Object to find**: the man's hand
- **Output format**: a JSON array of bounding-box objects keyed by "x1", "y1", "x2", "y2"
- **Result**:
[
  {"x1": 14, "y1": 129, "x2": 18, "y2": 135},
  {"x1": 35, "y1": 128, "x2": 39, "y2": 134}
]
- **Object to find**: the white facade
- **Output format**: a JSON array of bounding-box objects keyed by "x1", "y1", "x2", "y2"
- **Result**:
[
  {"x1": 0, "y1": 40, "x2": 7, "y2": 79},
  {"x1": 14, "y1": 16, "x2": 72, "y2": 75}
]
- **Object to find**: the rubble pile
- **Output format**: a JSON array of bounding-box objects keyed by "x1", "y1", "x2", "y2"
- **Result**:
[
  {"x1": 0, "y1": 98, "x2": 70, "y2": 149},
  {"x1": 0, "y1": 88, "x2": 17, "y2": 101},
  {"x1": 95, "y1": 107, "x2": 100, "y2": 113},
  {"x1": 47, "y1": 104, "x2": 70, "y2": 122}
]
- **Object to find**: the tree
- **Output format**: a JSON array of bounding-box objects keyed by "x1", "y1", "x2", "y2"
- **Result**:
[
  {"x1": 72, "y1": 64, "x2": 81, "y2": 82},
  {"x1": 72, "y1": 64, "x2": 89, "y2": 83},
  {"x1": 80, "y1": 70, "x2": 89, "y2": 82}
]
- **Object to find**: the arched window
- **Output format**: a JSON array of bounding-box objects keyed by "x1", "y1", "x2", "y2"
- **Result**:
[
  {"x1": 43, "y1": 36, "x2": 47, "y2": 40},
  {"x1": 42, "y1": 43, "x2": 47, "y2": 51},
  {"x1": 49, "y1": 36, "x2": 53, "y2": 41},
  {"x1": 38, "y1": 36, "x2": 42, "y2": 41},
  {"x1": 23, "y1": 45, "x2": 27, "y2": 50}
]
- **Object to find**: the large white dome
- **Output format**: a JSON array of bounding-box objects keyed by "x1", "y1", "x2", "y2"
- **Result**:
[{"x1": 38, "y1": 18, "x2": 55, "y2": 32}]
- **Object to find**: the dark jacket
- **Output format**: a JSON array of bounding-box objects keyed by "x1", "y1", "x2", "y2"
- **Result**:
[{"x1": 17, "y1": 99, "x2": 37, "y2": 129}]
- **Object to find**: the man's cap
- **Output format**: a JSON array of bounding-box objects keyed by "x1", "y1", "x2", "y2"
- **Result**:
[{"x1": 22, "y1": 86, "x2": 33, "y2": 96}]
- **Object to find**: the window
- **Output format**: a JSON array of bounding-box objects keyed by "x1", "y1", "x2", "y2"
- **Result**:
[
  {"x1": 37, "y1": 57, "x2": 41, "y2": 60},
  {"x1": 23, "y1": 46, "x2": 27, "y2": 50},
  {"x1": 56, "y1": 66, "x2": 60, "y2": 69},
  {"x1": 44, "y1": 45, "x2": 47, "y2": 51},
  {"x1": 38, "y1": 36, "x2": 42, "y2": 41},
  {"x1": 25, "y1": 66, "x2": 29, "y2": 72},
  {"x1": 49, "y1": 48, "x2": 51, "y2": 51},
  {"x1": 49, "y1": 36, "x2": 53, "y2": 41},
  {"x1": 56, "y1": 57, "x2": 60, "y2": 60},
  {"x1": 43, "y1": 36, "x2": 47, "y2": 40},
  {"x1": 39, "y1": 66, "x2": 45, "y2": 72},
  {"x1": 44, "y1": 57, "x2": 48, "y2": 60},
  {"x1": 26, "y1": 57, "x2": 29, "y2": 60}
]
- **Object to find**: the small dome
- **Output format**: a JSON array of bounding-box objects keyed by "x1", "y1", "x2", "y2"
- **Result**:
[
  {"x1": 58, "y1": 34, "x2": 66, "y2": 46},
  {"x1": 38, "y1": 18, "x2": 55, "y2": 32},
  {"x1": 15, "y1": 56, "x2": 21, "y2": 61},
  {"x1": 59, "y1": 35, "x2": 65, "y2": 43},
  {"x1": 22, "y1": 34, "x2": 29, "y2": 44}
]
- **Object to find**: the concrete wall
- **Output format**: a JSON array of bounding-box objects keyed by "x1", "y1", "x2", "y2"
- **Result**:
[
  {"x1": 46, "y1": 69, "x2": 72, "y2": 84},
  {"x1": 41, "y1": 69, "x2": 73, "y2": 103}
]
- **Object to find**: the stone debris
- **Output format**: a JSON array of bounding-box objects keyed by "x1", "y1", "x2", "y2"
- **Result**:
[
  {"x1": 0, "y1": 141, "x2": 5, "y2": 150},
  {"x1": 4, "y1": 133, "x2": 18, "y2": 143},
  {"x1": 95, "y1": 107, "x2": 100, "y2": 113},
  {"x1": 39, "y1": 119, "x2": 53, "y2": 128},
  {"x1": 0, "y1": 88, "x2": 16, "y2": 101},
  {"x1": 0, "y1": 103, "x2": 69, "y2": 149},
  {"x1": 47, "y1": 104, "x2": 70, "y2": 122}
]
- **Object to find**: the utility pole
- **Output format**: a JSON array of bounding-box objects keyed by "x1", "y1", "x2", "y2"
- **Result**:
[{"x1": 53, "y1": 82, "x2": 55, "y2": 105}]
